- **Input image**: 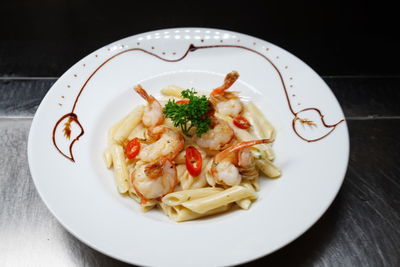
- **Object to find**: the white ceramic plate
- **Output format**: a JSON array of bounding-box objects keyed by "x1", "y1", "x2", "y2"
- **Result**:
[{"x1": 28, "y1": 28, "x2": 349, "y2": 267}]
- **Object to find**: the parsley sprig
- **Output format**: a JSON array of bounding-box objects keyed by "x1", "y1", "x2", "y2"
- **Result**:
[{"x1": 163, "y1": 89, "x2": 211, "y2": 137}]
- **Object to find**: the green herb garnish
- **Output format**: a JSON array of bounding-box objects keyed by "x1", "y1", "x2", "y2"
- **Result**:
[{"x1": 163, "y1": 89, "x2": 211, "y2": 137}]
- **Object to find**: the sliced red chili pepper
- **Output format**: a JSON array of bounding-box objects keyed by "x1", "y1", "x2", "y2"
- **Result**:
[
  {"x1": 185, "y1": 146, "x2": 202, "y2": 177},
  {"x1": 233, "y1": 116, "x2": 251, "y2": 129},
  {"x1": 125, "y1": 137, "x2": 141, "y2": 159},
  {"x1": 176, "y1": 99, "x2": 190, "y2": 104}
]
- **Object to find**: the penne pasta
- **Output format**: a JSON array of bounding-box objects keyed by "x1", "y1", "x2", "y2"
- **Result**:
[
  {"x1": 182, "y1": 186, "x2": 257, "y2": 214},
  {"x1": 141, "y1": 201, "x2": 157, "y2": 212},
  {"x1": 190, "y1": 157, "x2": 209, "y2": 189},
  {"x1": 255, "y1": 158, "x2": 281, "y2": 178},
  {"x1": 110, "y1": 144, "x2": 130, "y2": 193},
  {"x1": 236, "y1": 199, "x2": 252, "y2": 210},
  {"x1": 159, "y1": 203, "x2": 230, "y2": 222},
  {"x1": 245, "y1": 102, "x2": 276, "y2": 140},
  {"x1": 236, "y1": 180, "x2": 258, "y2": 209},
  {"x1": 103, "y1": 147, "x2": 113, "y2": 168},
  {"x1": 176, "y1": 164, "x2": 193, "y2": 190},
  {"x1": 162, "y1": 187, "x2": 223, "y2": 206},
  {"x1": 127, "y1": 123, "x2": 146, "y2": 141},
  {"x1": 160, "y1": 85, "x2": 185, "y2": 98},
  {"x1": 113, "y1": 105, "x2": 144, "y2": 144},
  {"x1": 104, "y1": 118, "x2": 126, "y2": 168}
]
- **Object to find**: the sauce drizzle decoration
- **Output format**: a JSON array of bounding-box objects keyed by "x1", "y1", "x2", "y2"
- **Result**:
[{"x1": 53, "y1": 43, "x2": 344, "y2": 162}]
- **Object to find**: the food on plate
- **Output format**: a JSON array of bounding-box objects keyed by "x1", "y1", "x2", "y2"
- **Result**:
[{"x1": 104, "y1": 71, "x2": 280, "y2": 221}]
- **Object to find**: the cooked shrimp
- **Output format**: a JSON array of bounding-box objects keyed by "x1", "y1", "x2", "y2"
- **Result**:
[
  {"x1": 138, "y1": 125, "x2": 184, "y2": 162},
  {"x1": 208, "y1": 139, "x2": 272, "y2": 186},
  {"x1": 134, "y1": 85, "x2": 164, "y2": 128},
  {"x1": 195, "y1": 117, "x2": 235, "y2": 152},
  {"x1": 237, "y1": 147, "x2": 258, "y2": 180},
  {"x1": 209, "y1": 71, "x2": 243, "y2": 117},
  {"x1": 131, "y1": 158, "x2": 177, "y2": 201}
]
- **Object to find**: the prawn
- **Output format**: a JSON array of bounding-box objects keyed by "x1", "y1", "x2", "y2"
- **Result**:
[
  {"x1": 138, "y1": 125, "x2": 184, "y2": 162},
  {"x1": 134, "y1": 85, "x2": 164, "y2": 128},
  {"x1": 131, "y1": 158, "x2": 177, "y2": 201},
  {"x1": 209, "y1": 71, "x2": 243, "y2": 117},
  {"x1": 208, "y1": 139, "x2": 273, "y2": 186},
  {"x1": 195, "y1": 117, "x2": 235, "y2": 153}
]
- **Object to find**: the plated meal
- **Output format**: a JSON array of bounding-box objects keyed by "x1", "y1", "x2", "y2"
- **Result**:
[
  {"x1": 28, "y1": 28, "x2": 349, "y2": 266},
  {"x1": 104, "y1": 71, "x2": 281, "y2": 222}
]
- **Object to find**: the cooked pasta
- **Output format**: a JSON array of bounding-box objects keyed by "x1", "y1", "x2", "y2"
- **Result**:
[{"x1": 104, "y1": 71, "x2": 281, "y2": 221}]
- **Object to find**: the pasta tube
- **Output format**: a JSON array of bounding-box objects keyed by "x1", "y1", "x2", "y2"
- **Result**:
[
  {"x1": 245, "y1": 102, "x2": 276, "y2": 140},
  {"x1": 159, "y1": 203, "x2": 230, "y2": 222},
  {"x1": 103, "y1": 118, "x2": 125, "y2": 168},
  {"x1": 103, "y1": 147, "x2": 113, "y2": 168},
  {"x1": 160, "y1": 85, "x2": 185, "y2": 98},
  {"x1": 255, "y1": 157, "x2": 281, "y2": 178},
  {"x1": 162, "y1": 187, "x2": 223, "y2": 206},
  {"x1": 110, "y1": 144, "x2": 129, "y2": 193},
  {"x1": 182, "y1": 185, "x2": 257, "y2": 214},
  {"x1": 113, "y1": 105, "x2": 144, "y2": 144},
  {"x1": 236, "y1": 180, "x2": 258, "y2": 209}
]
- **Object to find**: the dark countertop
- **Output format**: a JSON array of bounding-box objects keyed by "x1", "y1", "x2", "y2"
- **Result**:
[{"x1": 0, "y1": 1, "x2": 399, "y2": 266}]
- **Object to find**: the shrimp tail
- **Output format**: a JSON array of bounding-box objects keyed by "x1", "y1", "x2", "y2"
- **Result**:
[
  {"x1": 211, "y1": 71, "x2": 240, "y2": 96},
  {"x1": 134, "y1": 84, "x2": 154, "y2": 103},
  {"x1": 215, "y1": 139, "x2": 273, "y2": 163}
]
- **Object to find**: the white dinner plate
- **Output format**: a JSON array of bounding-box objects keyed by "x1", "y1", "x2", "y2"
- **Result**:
[{"x1": 28, "y1": 28, "x2": 349, "y2": 267}]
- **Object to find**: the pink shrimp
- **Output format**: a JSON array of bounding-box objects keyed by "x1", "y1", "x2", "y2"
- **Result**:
[
  {"x1": 134, "y1": 85, "x2": 164, "y2": 128},
  {"x1": 209, "y1": 71, "x2": 243, "y2": 117},
  {"x1": 208, "y1": 139, "x2": 273, "y2": 186},
  {"x1": 131, "y1": 158, "x2": 178, "y2": 201}
]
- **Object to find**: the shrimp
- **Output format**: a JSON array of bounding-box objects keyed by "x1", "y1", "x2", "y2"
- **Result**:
[
  {"x1": 195, "y1": 117, "x2": 235, "y2": 152},
  {"x1": 208, "y1": 139, "x2": 272, "y2": 186},
  {"x1": 134, "y1": 85, "x2": 164, "y2": 128},
  {"x1": 138, "y1": 125, "x2": 184, "y2": 162},
  {"x1": 237, "y1": 147, "x2": 258, "y2": 180},
  {"x1": 209, "y1": 71, "x2": 243, "y2": 117},
  {"x1": 131, "y1": 158, "x2": 177, "y2": 201}
]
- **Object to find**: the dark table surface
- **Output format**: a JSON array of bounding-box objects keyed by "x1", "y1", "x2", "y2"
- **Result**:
[{"x1": 1, "y1": 1, "x2": 399, "y2": 266}]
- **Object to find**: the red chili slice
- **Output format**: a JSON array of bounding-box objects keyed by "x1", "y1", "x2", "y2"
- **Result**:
[
  {"x1": 176, "y1": 99, "x2": 190, "y2": 104},
  {"x1": 185, "y1": 146, "x2": 202, "y2": 177},
  {"x1": 233, "y1": 116, "x2": 251, "y2": 129},
  {"x1": 125, "y1": 137, "x2": 141, "y2": 159}
]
